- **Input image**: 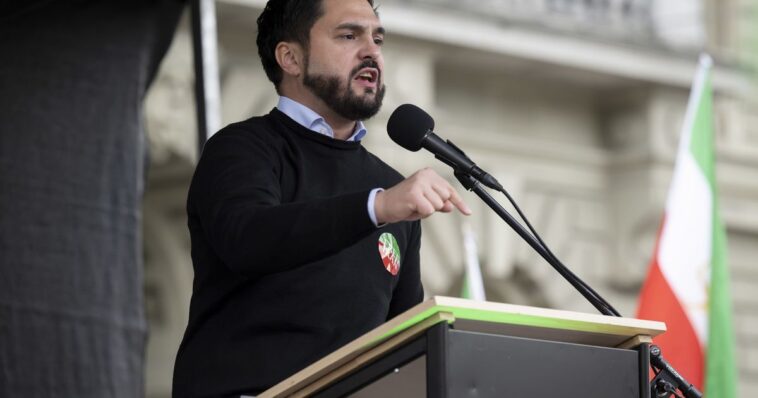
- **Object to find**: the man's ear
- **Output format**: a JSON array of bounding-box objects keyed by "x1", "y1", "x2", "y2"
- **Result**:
[{"x1": 275, "y1": 42, "x2": 304, "y2": 78}]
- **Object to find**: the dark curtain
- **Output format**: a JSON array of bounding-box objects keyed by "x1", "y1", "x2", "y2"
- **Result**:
[{"x1": 0, "y1": 1, "x2": 185, "y2": 396}]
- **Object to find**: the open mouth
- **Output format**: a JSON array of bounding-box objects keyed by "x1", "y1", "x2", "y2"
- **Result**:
[{"x1": 354, "y1": 68, "x2": 379, "y2": 85}]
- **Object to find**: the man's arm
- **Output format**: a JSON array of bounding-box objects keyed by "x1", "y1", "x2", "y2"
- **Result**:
[
  {"x1": 191, "y1": 129, "x2": 470, "y2": 278},
  {"x1": 191, "y1": 130, "x2": 377, "y2": 276}
]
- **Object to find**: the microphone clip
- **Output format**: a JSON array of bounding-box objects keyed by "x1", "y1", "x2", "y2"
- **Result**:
[
  {"x1": 435, "y1": 139, "x2": 502, "y2": 191},
  {"x1": 433, "y1": 139, "x2": 470, "y2": 169}
]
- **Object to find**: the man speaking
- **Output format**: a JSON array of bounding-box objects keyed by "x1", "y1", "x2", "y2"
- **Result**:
[{"x1": 172, "y1": 0, "x2": 470, "y2": 396}]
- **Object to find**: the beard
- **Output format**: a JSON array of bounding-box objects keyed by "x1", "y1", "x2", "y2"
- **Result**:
[{"x1": 302, "y1": 58, "x2": 386, "y2": 121}]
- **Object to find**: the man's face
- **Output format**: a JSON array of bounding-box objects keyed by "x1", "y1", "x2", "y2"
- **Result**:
[{"x1": 302, "y1": 0, "x2": 386, "y2": 121}]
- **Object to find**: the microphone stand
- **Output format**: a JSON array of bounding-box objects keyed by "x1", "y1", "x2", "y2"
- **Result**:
[
  {"x1": 649, "y1": 345, "x2": 703, "y2": 398},
  {"x1": 452, "y1": 171, "x2": 617, "y2": 316},
  {"x1": 440, "y1": 141, "x2": 702, "y2": 398}
]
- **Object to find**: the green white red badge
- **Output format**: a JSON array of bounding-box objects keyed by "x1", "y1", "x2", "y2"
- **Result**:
[{"x1": 378, "y1": 232, "x2": 400, "y2": 275}]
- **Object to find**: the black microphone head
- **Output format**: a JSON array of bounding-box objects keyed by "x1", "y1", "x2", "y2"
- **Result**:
[{"x1": 387, "y1": 104, "x2": 435, "y2": 152}]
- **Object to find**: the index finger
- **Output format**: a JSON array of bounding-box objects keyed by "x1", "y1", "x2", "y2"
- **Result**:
[{"x1": 446, "y1": 187, "x2": 472, "y2": 215}]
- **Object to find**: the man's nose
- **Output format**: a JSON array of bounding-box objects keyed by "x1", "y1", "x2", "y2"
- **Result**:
[{"x1": 359, "y1": 37, "x2": 381, "y2": 60}]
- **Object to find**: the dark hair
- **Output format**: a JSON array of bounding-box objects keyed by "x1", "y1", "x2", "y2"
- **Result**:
[{"x1": 256, "y1": 0, "x2": 375, "y2": 91}]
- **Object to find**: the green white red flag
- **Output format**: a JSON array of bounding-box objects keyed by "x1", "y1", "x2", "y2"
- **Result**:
[{"x1": 636, "y1": 54, "x2": 737, "y2": 397}]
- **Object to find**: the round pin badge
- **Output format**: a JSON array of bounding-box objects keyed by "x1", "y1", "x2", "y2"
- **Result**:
[{"x1": 377, "y1": 232, "x2": 401, "y2": 276}]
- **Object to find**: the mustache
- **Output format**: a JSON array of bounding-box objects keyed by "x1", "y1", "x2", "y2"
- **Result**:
[{"x1": 350, "y1": 60, "x2": 381, "y2": 78}]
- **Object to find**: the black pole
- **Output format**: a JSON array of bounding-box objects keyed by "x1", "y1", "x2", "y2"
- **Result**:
[
  {"x1": 453, "y1": 171, "x2": 617, "y2": 316},
  {"x1": 191, "y1": 0, "x2": 207, "y2": 151}
]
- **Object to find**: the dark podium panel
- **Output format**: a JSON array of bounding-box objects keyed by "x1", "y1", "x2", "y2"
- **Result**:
[
  {"x1": 260, "y1": 297, "x2": 665, "y2": 398},
  {"x1": 444, "y1": 328, "x2": 640, "y2": 397}
]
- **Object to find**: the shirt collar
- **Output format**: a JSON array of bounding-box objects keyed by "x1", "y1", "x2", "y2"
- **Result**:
[{"x1": 276, "y1": 96, "x2": 367, "y2": 142}]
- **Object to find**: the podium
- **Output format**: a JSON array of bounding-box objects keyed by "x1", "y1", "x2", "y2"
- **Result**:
[{"x1": 259, "y1": 296, "x2": 665, "y2": 398}]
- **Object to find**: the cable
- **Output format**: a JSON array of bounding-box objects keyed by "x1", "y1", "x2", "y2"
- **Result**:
[{"x1": 496, "y1": 187, "x2": 621, "y2": 317}]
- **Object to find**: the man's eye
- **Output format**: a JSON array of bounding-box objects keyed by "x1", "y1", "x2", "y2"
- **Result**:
[
  {"x1": 342, "y1": 34, "x2": 355, "y2": 40},
  {"x1": 374, "y1": 37, "x2": 384, "y2": 46}
]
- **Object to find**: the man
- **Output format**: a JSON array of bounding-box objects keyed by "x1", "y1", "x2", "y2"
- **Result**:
[{"x1": 172, "y1": 0, "x2": 470, "y2": 396}]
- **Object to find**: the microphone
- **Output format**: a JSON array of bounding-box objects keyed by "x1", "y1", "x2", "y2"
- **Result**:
[{"x1": 387, "y1": 104, "x2": 503, "y2": 190}]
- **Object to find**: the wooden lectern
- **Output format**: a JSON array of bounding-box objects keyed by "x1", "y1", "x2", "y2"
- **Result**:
[{"x1": 259, "y1": 296, "x2": 665, "y2": 398}]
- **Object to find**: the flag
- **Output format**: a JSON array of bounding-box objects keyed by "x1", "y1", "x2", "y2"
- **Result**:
[
  {"x1": 636, "y1": 54, "x2": 737, "y2": 397},
  {"x1": 460, "y1": 222, "x2": 486, "y2": 301}
]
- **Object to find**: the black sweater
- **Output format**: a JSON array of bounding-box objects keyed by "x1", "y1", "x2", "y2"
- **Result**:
[{"x1": 172, "y1": 109, "x2": 423, "y2": 397}]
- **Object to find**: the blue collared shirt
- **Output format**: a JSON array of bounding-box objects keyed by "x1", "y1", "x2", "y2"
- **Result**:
[
  {"x1": 277, "y1": 96, "x2": 367, "y2": 142},
  {"x1": 276, "y1": 97, "x2": 383, "y2": 227}
]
